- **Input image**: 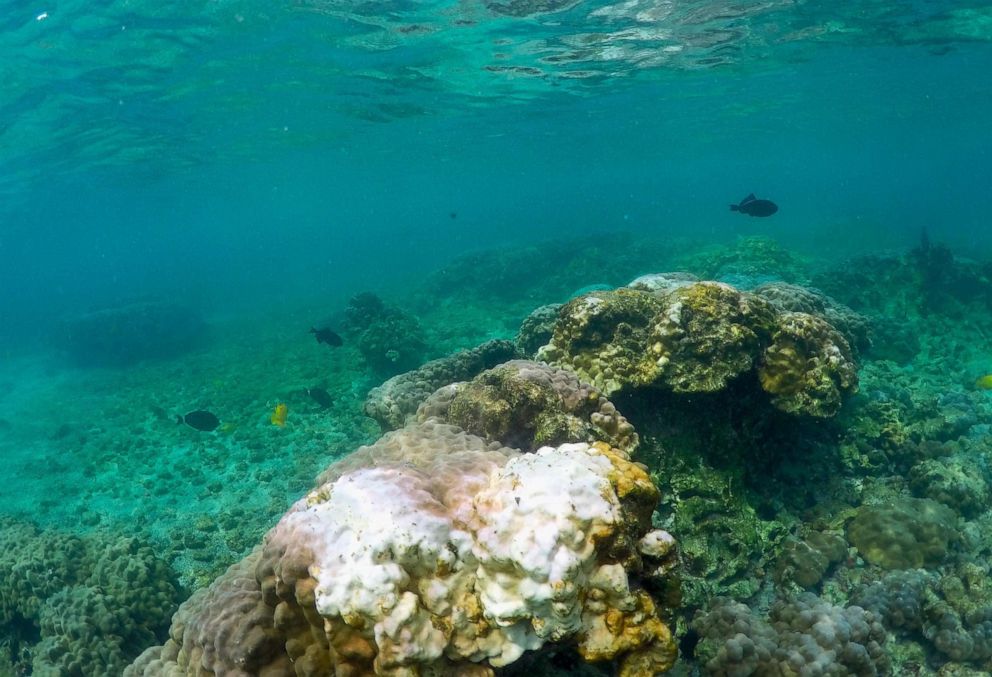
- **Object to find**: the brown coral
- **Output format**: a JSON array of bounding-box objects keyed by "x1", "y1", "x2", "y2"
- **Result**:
[
  {"x1": 537, "y1": 289, "x2": 668, "y2": 395},
  {"x1": 649, "y1": 282, "x2": 777, "y2": 393},
  {"x1": 127, "y1": 424, "x2": 677, "y2": 676},
  {"x1": 758, "y1": 311, "x2": 858, "y2": 417},
  {"x1": 416, "y1": 360, "x2": 638, "y2": 453}
]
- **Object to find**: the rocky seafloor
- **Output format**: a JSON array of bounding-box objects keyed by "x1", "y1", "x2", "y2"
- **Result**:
[{"x1": 4, "y1": 234, "x2": 992, "y2": 675}]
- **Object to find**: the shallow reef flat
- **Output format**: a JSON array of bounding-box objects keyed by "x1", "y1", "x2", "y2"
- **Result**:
[{"x1": 5, "y1": 234, "x2": 992, "y2": 675}]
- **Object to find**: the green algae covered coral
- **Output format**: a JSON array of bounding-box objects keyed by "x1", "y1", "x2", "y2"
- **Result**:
[
  {"x1": 364, "y1": 339, "x2": 521, "y2": 430},
  {"x1": 0, "y1": 519, "x2": 180, "y2": 675},
  {"x1": 538, "y1": 289, "x2": 667, "y2": 395},
  {"x1": 758, "y1": 311, "x2": 859, "y2": 418},
  {"x1": 342, "y1": 292, "x2": 429, "y2": 376},
  {"x1": 848, "y1": 498, "x2": 959, "y2": 569},
  {"x1": 650, "y1": 282, "x2": 777, "y2": 393},
  {"x1": 539, "y1": 279, "x2": 859, "y2": 418},
  {"x1": 909, "y1": 457, "x2": 992, "y2": 519},
  {"x1": 417, "y1": 359, "x2": 639, "y2": 453},
  {"x1": 774, "y1": 531, "x2": 848, "y2": 588}
]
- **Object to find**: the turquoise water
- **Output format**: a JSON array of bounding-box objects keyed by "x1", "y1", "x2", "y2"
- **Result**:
[
  {"x1": 2, "y1": 1, "x2": 992, "y2": 675},
  {"x1": 2, "y1": 1, "x2": 990, "y2": 343}
]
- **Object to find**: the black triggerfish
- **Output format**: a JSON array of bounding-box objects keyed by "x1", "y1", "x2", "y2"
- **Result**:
[
  {"x1": 177, "y1": 410, "x2": 220, "y2": 432},
  {"x1": 310, "y1": 327, "x2": 343, "y2": 347},
  {"x1": 731, "y1": 193, "x2": 778, "y2": 217}
]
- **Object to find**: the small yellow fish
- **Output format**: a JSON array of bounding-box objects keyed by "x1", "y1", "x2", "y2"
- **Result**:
[
  {"x1": 270, "y1": 403, "x2": 288, "y2": 426},
  {"x1": 976, "y1": 375, "x2": 992, "y2": 390}
]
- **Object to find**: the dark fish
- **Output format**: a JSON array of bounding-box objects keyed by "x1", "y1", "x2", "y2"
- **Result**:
[
  {"x1": 449, "y1": 212, "x2": 457, "y2": 219},
  {"x1": 310, "y1": 327, "x2": 343, "y2": 347},
  {"x1": 177, "y1": 410, "x2": 220, "y2": 432},
  {"x1": 307, "y1": 387, "x2": 334, "y2": 409},
  {"x1": 730, "y1": 193, "x2": 778, "y2": 217}
]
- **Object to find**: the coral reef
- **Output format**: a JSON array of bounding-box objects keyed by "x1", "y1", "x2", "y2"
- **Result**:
[
  {"x1": 539, "y1": 279, "x2": 858, "y2": 417},
  {"x1": 364, "y1": 339, "x2": 520, "y2": 430},
  {"x1": 853, "y1": 568, "x2": 992, "y2": 668},
  {"x1": 416, "y1": 233, "x2": 674, "y2": 307},
  {"x1": 416, "y1": 359, "x2": 638, "y2": 453},
  {"x1": 341, "y1": 292, "x2": 429, "y2": 376},
  {"x1": 56, "y1": 298, "x2": 206, "y2": 367},
  {"x1": 758, "y1": 311, "x2": 859, "y2": 418},
  {"x1": 675, "y1": 236, "x2": 811, "y2": 287},
  {"x1": 847, "y1": 498, "x2": 959, "y2": 570},
  {"x1": 752, "y1": 281, "x2": 872, "y2": 356},
  {"x1": 516, "y1": 303, "x2": 563, "y2": 357},
  {"x1": 127, "y1": 422, "x2": 678, "y2": 676},
  {"x1": 691, "y1": 593, "x2": 889, "y2": 675},
  {"x1": 18, "y1": 235, "x2": 992, "y2": 675},
  {"x1": 0, "y1": 518, "x2": 180, "y2": 675},
  {"x1": 774, "y1": 531, "x2": 848, "y2": 589}
]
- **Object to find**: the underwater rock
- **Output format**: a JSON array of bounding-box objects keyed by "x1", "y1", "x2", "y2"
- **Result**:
[
  {"x1": 848, "y1": 498, "x2": 959, "y2": 569},
  {"x1": 626, "y1": 271, "x2": 699, "y2": 294},
  {"x1": 515, "y1": 303, "x2": 562, "y2": 357},
  {"x1": 56, "y1": 298, "x2": 206, "y2": 367},
  {"x1": 341, "y1": 292, "x2": 428, "y2": 376},
  {"x1": 416, "y1": 359, "x2": 638, "y2": 453},
  {"x1": 364, "y1": 339, "x2": 521, "y2": 430},
  {"x1": 692, "y1": 593, "x2": 889, "y2": 676},
  {"x1": 127, "y1": 422, "x2": 678, "y2": 676},
  {"x1": 864, "y1": 316, "x2": 920, "y2": 364}
]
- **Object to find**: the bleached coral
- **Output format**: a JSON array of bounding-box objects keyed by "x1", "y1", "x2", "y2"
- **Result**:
[{"x1": 127, "y1": 424, "x2": 676, "y2": 676}]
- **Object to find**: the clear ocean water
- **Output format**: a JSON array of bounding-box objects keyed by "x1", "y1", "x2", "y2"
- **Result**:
[{"x1": 1, "y1": 1, "x2": 991, "y2": 675}]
